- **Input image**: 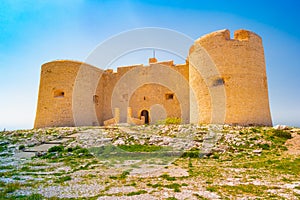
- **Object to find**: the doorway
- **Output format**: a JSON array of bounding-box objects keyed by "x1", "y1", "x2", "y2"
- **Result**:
[{"x1": 141, "y1": 110, "x2": 149, "y2": 124}]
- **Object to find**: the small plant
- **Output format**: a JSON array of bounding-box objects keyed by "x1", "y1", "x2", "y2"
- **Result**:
[
  {"x1": 4, "y1": 182, "x2": 21, "y2": 193},
  {"x1": 166, "y1": 183, "x2": 181, "y2": 192},
  {"x1": 18, "y1": 144, "x2": 25, "y2": 151},
  {"x1": 188, "y1": 158, "x2": 193, "y2": 168},
  {"x1": 206, "y1": 186, "x2": 217, "y2": 192},
  {"x1": 212, "y1": 153, "x2": 220, "y2": 159},
  {"x1": 272, "y1": 130, "x2": 292, "y2": 139},
  {"x1": 48, "y1": 145, "x2": 64, "y2": 153},
  {"x1": 0, "y1": 146, "x2": 6, "y2": 152},
  {"x1": 126, "y1": 182, "x2": 137, "y2": 186},
  {"x1": 181, "y1": 149, "x2": 200, "y2": 158},
  {"x1": 126, "y1": 190, "x2": 147, "y2": 196},
  {"x1": 119, "y1": 144, "x2": 163, "y2": 152},
  {"x1": 295, "y1": 186, "x2": 300, "y2": 190},
  {"x1": 109, "y1": 175, "x2": 118, "y2": 180},
  {"x1": 258, "y1": 143, "x2": 270, "y2": 150},
  {"x1": 250, "y1": 127, "x2": 260, "y2": 133},
  {"x1": 160, "y1": 174, "x2": 176, "y2": 181},
  {"x1": 54, "y1": 175, "x2": 71, "y2": 183},
  {"x1": 158, "y1": 117, "x2": 181, "y2": 125},
  {"x1": 147, "y1": 182, "x2": 181, "y2": 192},
  {"x1": 120, "y1": 170, "x2": 130, "y2": 179},
  {"x1": 166, "y1": 197, "x2": 178, "y2": 200},
  {"x1": 26, "y1": 193, "x2": 44, "y2": 200}
]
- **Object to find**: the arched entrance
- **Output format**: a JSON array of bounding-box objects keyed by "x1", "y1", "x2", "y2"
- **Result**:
[{"x1": 141, "y1": 110, "x2": 149, "y2": 124}]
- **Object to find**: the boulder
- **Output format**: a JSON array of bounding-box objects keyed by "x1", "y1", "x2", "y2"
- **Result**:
[{"x1": 273, "y1": 125, "x2": 289, "y2": 130}]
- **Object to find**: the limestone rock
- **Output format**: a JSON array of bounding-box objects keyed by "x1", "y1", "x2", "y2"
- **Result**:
[{"x1": 273, "y1": 125, "x2": 289, "y2": 130}]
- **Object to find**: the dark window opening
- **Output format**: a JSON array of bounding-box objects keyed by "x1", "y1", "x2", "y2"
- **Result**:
[
  {"x1": 144, "y1": 96, "x2": 146, "y2": 100},
  {"x1": 165, "y1": 93, "x2": 174, "y2": 100},
  {"x1": 93, "y1": 95, "x2": 99, "y2": 104},
  {"x1": 141, "y1": 110, "x2": 149, "y2": 124},
  {"x1": 212, "y1": 78, "x2": 225, "y2": 87},
  {"x1": 54, "y1": 90, "x2": 65, "y2": 98}
]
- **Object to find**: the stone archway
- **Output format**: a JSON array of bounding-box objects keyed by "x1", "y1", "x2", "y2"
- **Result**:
[{"x1": 140, "y1": 110, "x2": 149, "y2": 124}]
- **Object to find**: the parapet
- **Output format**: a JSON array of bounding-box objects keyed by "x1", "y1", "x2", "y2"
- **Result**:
[
  {"x1": 234, "y1": 29, "x2": 262, "y2": 42},
  {"x1": 116, "y1": 64, "x2": 144, "y2": 75},
  {"x1": 195, "y1": 29, "x2": 230, "y2": 43},
  {"x1": 41, "y1": 60, "x2": 101, "y2": 72},
  {"x1": 152, "y1": 60, "x2": 174, "y2": 66},
  {"x1": 190, "y1": 29, "x2": 263, "y2": 55}
]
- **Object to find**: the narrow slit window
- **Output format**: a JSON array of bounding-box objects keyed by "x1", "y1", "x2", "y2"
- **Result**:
[
  {"x1": 93, "y1": 95, "x2": 99, "y2": 104},
  {"x1": 54, "y1": 90, "x2": 64, "y2": 98},
  {"x1": 165, "y1": 93, "x2": 174, "y2": 100}
]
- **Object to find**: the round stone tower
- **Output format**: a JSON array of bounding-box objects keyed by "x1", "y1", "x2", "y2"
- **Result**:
[{"x1": 188, "y1": 29, "x2": 272, "y2": 126}]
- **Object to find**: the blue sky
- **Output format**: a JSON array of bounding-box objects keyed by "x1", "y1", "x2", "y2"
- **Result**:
[{"x1": 0, "y1": 0, "x2": 299, "y2": 130}]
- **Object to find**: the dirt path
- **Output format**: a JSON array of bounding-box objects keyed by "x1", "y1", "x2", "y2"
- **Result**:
[{"x1": 285, "y1": 131, "x2": 300, "y2": 155}]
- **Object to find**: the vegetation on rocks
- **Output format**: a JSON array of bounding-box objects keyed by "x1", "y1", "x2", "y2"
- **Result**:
[{"x1": 0, "y1": 125, "x2": 299, "y2": 199}]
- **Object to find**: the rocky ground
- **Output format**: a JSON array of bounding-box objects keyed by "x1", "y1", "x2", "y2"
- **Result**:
[{"x1": 0, "y1": 124, "x2": 299, "y2": 199}]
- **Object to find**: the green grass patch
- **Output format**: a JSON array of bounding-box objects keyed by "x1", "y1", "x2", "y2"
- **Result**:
[
  {"x1": 207, "y1": 186, "x2": 217, "y2": 192},
  {"x1": 120, "y1": 171, "x2": 130, "y2": 179},
  {"x1": 218, "y1": 184, "x2": 268, "y2": 196},
  {"x1": 158, "y1": 117, "x2": 181, "y2": 125},
  {"x1": 48, "y1": 145, "x2": 64, "y2": 153},
  {"x1": 0, "y1": 165, "x2": 13, "y2": 170},
  {"x1": 147, "y1": 183, "x2": 182, "y2": 192},
  {"x1": 0, "y1": 145, "x2": 6, "y2": 152},
  {"x1": 3, "y1": 182, "x2": 21, "y2": 193},
  {"x1": 118, "y1": 144, "x2": 163, "y2": 152},
  {"x1": 160, "y1": 174, "x2": 176, "y2": 181},
  {"x1": 233, "y1": 157, "x2": 300, "y2": 175},
  {"x1": 166, "y1": 197, "x2": 178, "y2": 200},
  {"x1": 272, "y1": 129, "x2": 292, "y2": 139},
  {"x1": 18, "y1": 145, "x2": 25, "y2": 151},
  {"x1": 181, "y1": 149, "x2": 200, "y2": 158},
  {"x1": 165, "y1": 183, "x2": 181, "y2": 192},
  {"x1": 126, "y1": 190, "x2": 147, "y2": 196},
  {"x1": 54, "y1": 175, "x2": 71, "y2": 183}
]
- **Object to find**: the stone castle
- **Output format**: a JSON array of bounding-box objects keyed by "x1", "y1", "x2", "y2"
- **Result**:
[{"x1": 34, "y1": 29, "x2": 272, "y2": 128}]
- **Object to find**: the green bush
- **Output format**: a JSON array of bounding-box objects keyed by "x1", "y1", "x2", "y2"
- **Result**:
[
  {"x1": 0, "y1": 146, "x2": 6, "y2": 152},
  {"x1": 119, "y1": 144, "x2": 162, "y2": 152},
  {"x1": 18, "y1": 145, "x2": 25, "y2": 151},
  {"x1": 272, "y1": 130, "x2": 292, "y2": 139},
  {"x1": 158, "y1": 117, "x2": 181, "y2": 125},
  {"x1": 54, "y1": 175, "x2": 71, "y2": 183},
  {"x1": 120, "y1": 171, "x2": 130, "y2": 179},
  {"x1": 74, "y1": 148, "x2": 89, "y2": 154},
  {"x1": 67, "y1": 145, "x2": 81, "y2": 152},
  {"x1": 26, "y1": 193, "x2": 44, "y2": 200},
  {"x1": 126, "y1": 190, "x2": 147, "y2": 196},
  {"x1": 181, "y1": 150, "x2": 200, "y2": 158},
  {"x1": 48, "y1": 145, "x2": 64, "y2": 153},
  {"x1": 160, "y1": 174, "x2": 176, "y2": 181},
  {"x1": 258, "y1": 143, "x2": 270, "y2": 150}
]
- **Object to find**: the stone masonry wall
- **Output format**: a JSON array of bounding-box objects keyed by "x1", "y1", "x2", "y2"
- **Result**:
[
  {"x1": 34, "y1": 29, "x2": 272, "y2": 128},
  {"x1": 191, "y1": 29, "x2": 272, "y2": 126},
  {"x1": 34, "y1": 61, "x2": 81, "y2": 128}
]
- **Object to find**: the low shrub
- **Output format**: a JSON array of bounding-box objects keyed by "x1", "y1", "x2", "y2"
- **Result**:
[
  {"x1": 18, "y1": 145, "x2": 25, "y2": 151},
  {"x1": 272, "y1": 130, "x2": 292, "y2": 139},
  {"x1": 48, "y1": 145, "x2": 64, "y2": 153},
  {"x1": 158, "y1": 117, "x2": 181, "y2": 125}
]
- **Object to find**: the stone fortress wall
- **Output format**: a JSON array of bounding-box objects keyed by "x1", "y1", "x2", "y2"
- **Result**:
[{"x1": 34, "y1": 29, "x2": 272, "y2": 128}]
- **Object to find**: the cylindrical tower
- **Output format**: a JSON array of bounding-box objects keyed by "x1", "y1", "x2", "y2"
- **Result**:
[
  {"x1": 189, "y1": 29, "x2": 272, "y2": 126},
  {"x1": 34, "y1": 60, "x2": 81, "y2": 128}
]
